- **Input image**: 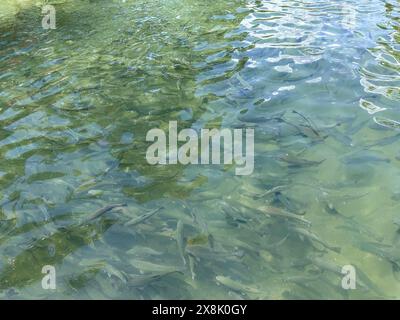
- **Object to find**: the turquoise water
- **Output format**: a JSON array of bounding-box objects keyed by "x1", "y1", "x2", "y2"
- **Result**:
[{"x1": 0, "y1": 0, "x2": 400, "y2": 299}]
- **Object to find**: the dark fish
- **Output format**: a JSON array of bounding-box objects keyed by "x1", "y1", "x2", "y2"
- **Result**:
[
  {"x1": 323, "y1": 202, "x2": 340, "y2": 215},
  {"x1": 346, "y1": 118, "x2": 370, "y2": 136},
  {"x1": 221, "y1": 206, "x2": 249, "y2": 226},
  {"x1": 186, "y1": 245, "x2": 243, "y2": 262},
  {"x1": 343, "y1": 153, "x2": 390, "y2": 165},
  {"x1": 279, "y1": 153, "x2": 325, "y2": 168},
  {"x1": 86, "y1": 203, "x2": 127, "y2": 221},
  {"x1": 283, "y1": 274, "x2": 321, "y2": 284},
  {"x1": 323, "y1": 201, "x2": 383, "y2": 242},
  {"x1": 208, "y1": 233, "x2": 215, "y2": 250},
  {"x1": 325, "y1": 127, "x2": 353, "y2": 147},
  {"x1": 358, "y1": 242, "x2": 400, "y2": 271},
  {"x1": 392, "y1": 193, "x2": 400, "y2": 201},
  {"x1": 264, "y1": 234, "x2": 289, "y2": 251},
  {"x1": 393, "y1": 217, "x2": 400, "y2": 228},
  {"x1": 292, "y1": 110, "x2": 320, "y2": 138},
  {"x1": 238, "y1": 111, "x2": 285, "y2": 123},
  {"x1": 336, "y1": 217, "x2": 384, "y2": 243},
  {"x1": 366, "y1": 133, "x2": 400, "y2": 148},
  {"x1": 281, "y1": 119, "x2": 326, "y2": 140},
  {"x1": 273, "y1": 191, "x2": 306, "y2": 215}
]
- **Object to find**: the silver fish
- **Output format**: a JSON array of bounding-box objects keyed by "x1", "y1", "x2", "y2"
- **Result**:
[
  {"x1": 366, "y1": 133, "x2": 400, "y2": 148},
  {"x1": 309, "y1": 256, "x2": 385, "y2": 297},
  {"x1": 216, "y1": 276, "x2": 261, "y2": 294},
  {"x1": 127, "y1": 270, "x2": 182, "y2": 288},
  {"x1": 130, "y1": 259, "x2": 179, "y2": 273},
  {"x1": 176, "y1": 220, "x2": 187, "y2": 266},
  {"x1": 343, "y1": 151, "x2": 390, "y2": 165},
  {"x1": 325, "y1": 127, "x2": 353, "y2": 147},
  {"x1": 252, "y1": 185, "x2": 287, "y2": 199},
  {"x1": 188, "y1": 254, "x2": 196, "y2": 280},
  {"x1": 273, "y1": 192, "x2": 305, "y2": 215},
  {"x1": 126, "y1": 246, "x2": 163, "y2": 257},
  {"x1": 358, "y1": 242, "x2": 400, "y2": 270},
  {"x1": 290, "y1": 226, "x2": 341, "y2": 253},
  {"x1": 124, "y1": 207, "x2": 163, "y2": 227},
  {"x1": 292, "y1": 110, "x2": 321, "y2": 137},
  {"x1": 186, "y1": 245, "x2": 243, "y2": 262},
  {"x1": 258, "y1": 205, "x2": 311, "y2": 226}
]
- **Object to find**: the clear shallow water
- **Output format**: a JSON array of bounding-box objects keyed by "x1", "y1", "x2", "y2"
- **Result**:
[{"x1": 0, "y1": 0, "x2": 400, "y2": 299}]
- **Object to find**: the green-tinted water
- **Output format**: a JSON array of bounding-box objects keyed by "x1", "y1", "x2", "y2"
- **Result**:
[{"x1": 1, "y1": 0, "x2": 400, "y2": 299}]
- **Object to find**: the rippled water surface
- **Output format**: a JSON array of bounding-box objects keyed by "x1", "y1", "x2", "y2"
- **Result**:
[{"x1": 1, "y1": 0, "x2": 400, "y2": 299}]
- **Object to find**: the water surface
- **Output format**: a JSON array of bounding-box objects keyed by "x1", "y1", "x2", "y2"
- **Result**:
[{"x1": 1, "y1": 0, "x2": 400, "y2": 299}]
